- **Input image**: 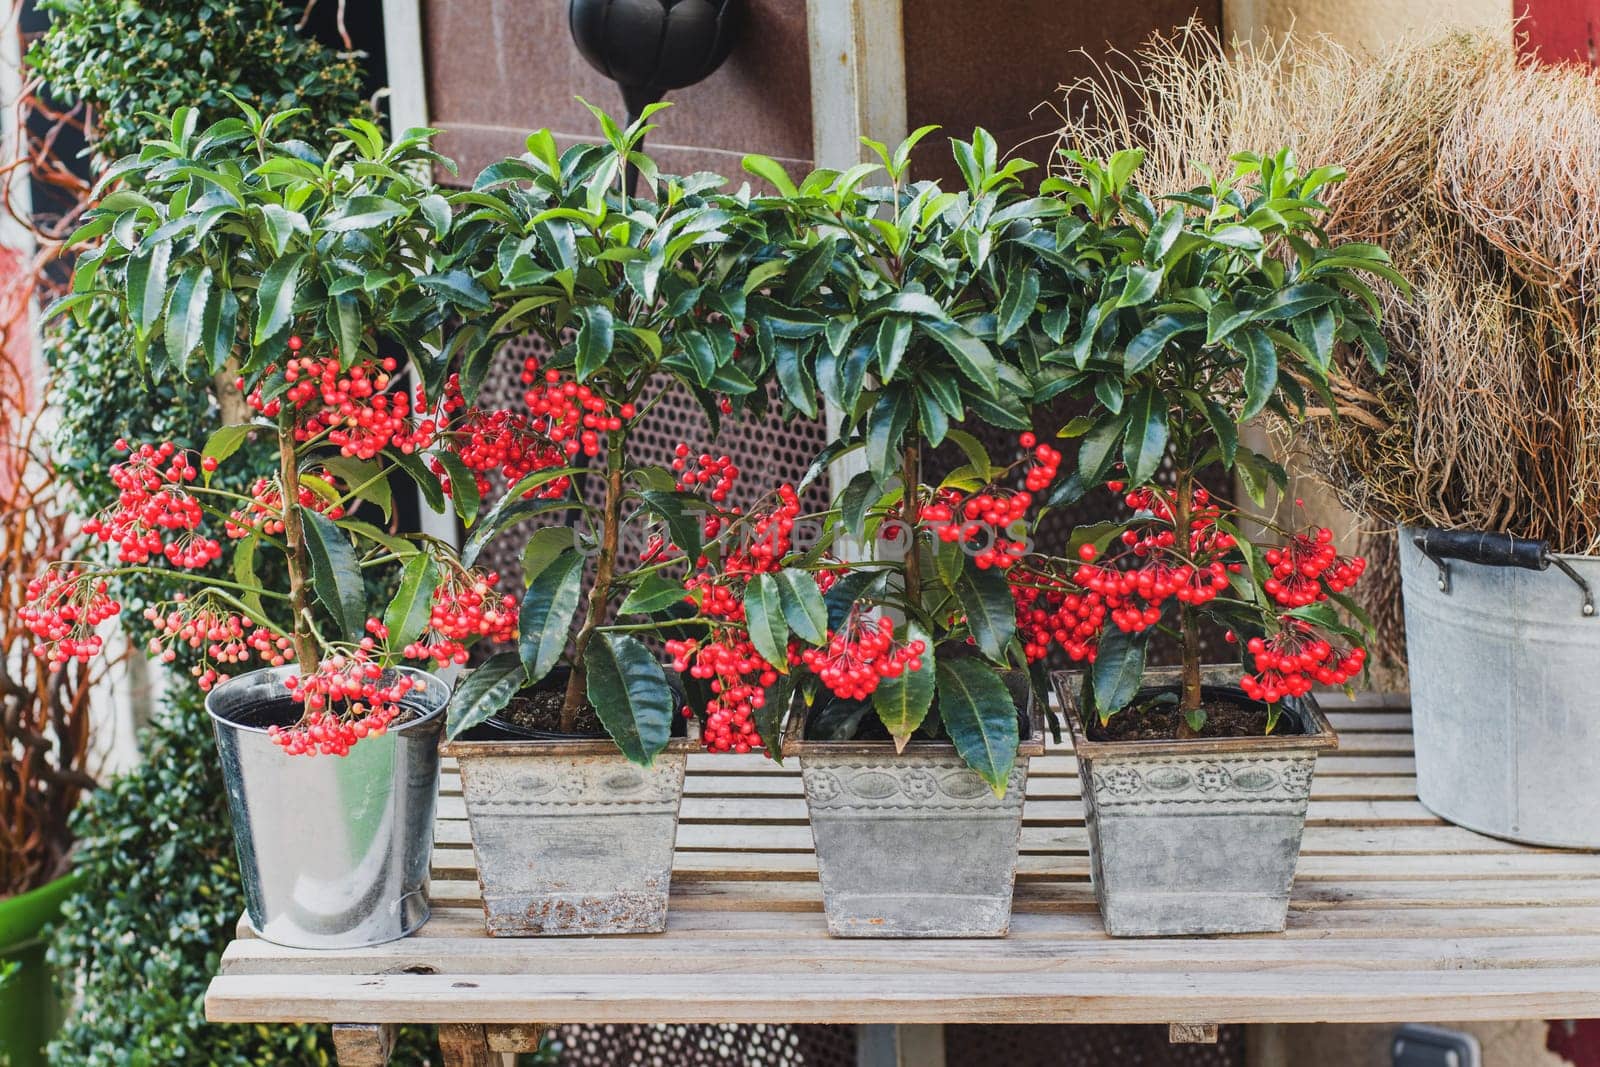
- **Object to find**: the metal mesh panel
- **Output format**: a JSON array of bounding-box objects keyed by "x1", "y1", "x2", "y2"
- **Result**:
[
  {"x1": 944, "y1": 1024, "x2": 1246, "y2": 1067},
  {"x1": 552, "y1": 1023, "x2": 856, "y2": 1067}
]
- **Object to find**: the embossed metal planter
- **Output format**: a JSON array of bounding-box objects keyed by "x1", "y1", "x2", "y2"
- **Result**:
[
  {"x1": 785, "y1": 678, "x2": 1044, "y2": 938},
  {"x1": 1055, "y1": 666, "x2": 1337, "y2": 937},
  {"x1": 208, "y1": 665, "x2": 449, "y2": 949},
  {"x1": 442, "y1": 732, "x2": 695, "y2": 936}
]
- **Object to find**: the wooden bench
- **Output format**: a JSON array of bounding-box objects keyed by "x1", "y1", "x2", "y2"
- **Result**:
[{"x1": 204, "y1": 696, "x2": 1600, "y2": 1065}]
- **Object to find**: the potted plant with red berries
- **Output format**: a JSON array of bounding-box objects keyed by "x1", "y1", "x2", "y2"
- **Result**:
[
  {"x1": 40, "y1": 105, "x2": 505, "y2": 948},
  {"x1": 433, "y1": 106, "x2": 785, "y2": 936},
  {"x1": 1021, "y1": 147, "x2": 1396, "y2": 936},
  {"x1": 730, "y1": 128, "x2": 1070, "y2": 937}
]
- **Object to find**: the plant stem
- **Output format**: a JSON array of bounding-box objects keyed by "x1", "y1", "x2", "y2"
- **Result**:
[
  {"x1": 277, "y1": 428, "x2": 319, "y2": 673},
  {"x1": 1173, "y1": 467, "x2": 1203, "y2": 722},
  {"x1": 562, "y1": 428, "x2": 625, "y2": 730},
  {"x1": 900, "y1": 440, "x2": 922, "y2": 614}
]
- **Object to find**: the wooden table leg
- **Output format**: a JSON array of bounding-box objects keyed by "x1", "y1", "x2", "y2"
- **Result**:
[
  {"x1": 438, "y1": 1024, "x2": 516, "y2": 1067},
  {"x1": 1170, "y1": 1023, "x2": 1220, "y2": 1044},
  {"x1": 331, "y1": 1023, "x2": 395, "y2": 1066}
]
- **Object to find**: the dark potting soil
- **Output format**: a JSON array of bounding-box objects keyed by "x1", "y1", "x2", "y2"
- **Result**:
[
  {"x1": 1086, "y1": 685, "x2": 1301, "y2": 743},
  {"x1": 499, "y1": 686, "x2": 607, "y2": 738}
]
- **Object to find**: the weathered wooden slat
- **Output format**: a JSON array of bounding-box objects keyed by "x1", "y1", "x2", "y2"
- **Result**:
[
  {"x1": 217, "y1": 931, "x2": 1600, "y2": 977},
  {"x1": 204, "y1": 968, "x2": 1600, "y2": 1026},
  {"x1": 209, "y1": 697, "x2": 1600, "y2": 1032}
]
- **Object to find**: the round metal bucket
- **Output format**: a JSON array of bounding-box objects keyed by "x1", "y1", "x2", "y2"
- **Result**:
[
  {"x1": 1399, "y1": 527, "x2": 1600, "y2": 848},
  {"x1": 206, "y1": 665, "x2": 448, "y2": 948}
]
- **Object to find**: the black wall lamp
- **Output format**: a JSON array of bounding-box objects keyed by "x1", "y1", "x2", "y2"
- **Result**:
[{"x1": 568, "y1": 0, "x2": 744, "y2": 130}]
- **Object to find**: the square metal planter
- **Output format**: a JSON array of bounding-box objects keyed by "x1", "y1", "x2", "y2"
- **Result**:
[
  {"x1": 784, "y1": 677, "x2": 1044, "y2": 938},
  {"x1": 441, "y1": 734, "x2": 698, "y2": 936},
  {"x1": 1054, "y1": 665, "x2": 1338, "y2": 937}
]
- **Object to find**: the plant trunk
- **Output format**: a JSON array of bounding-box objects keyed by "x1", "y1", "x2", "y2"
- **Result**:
[
  {"x1": 1173, "y1": 471, "x2": 1203, "y2": 727},
  {"x1": 277, "y1": 427, "x2": 319, "y2": 673},
  {"x1": 901, "y1": 441, "x2": 921, "y2": 612},
  {"x1": 562, "y1": 433, "x2": 625, "y2": 731}
]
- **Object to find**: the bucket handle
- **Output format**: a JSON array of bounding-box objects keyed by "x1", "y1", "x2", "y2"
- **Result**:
[{"x1": 1412, "y1": 528, "x2": 1595, "y2": 617}]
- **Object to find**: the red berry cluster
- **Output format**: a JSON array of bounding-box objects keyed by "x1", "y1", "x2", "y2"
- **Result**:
[
  {"x1": 83, "y1": 441, "x2": 221, "y2": 569},
  {"x1": 1014, "y1": 569, "x2": 1109, "y2": 663},
  {"x1": 1011, "y1": 482, "x2": 1239, "y2": 662},
  {"x1": 401, "y1": 569, "x2": 518, "y2": 666},
  {"x1": 225, "y1": 473, "x2": 348, "y2": 539},
  {"x1": 799, "y1": 611, "x2": 926, "y2": 702},
  {"x1": 1263, "y1": 527, "x2": 1367, "y2": 608},
  {"x1": 19, "y1": 567, "x2": 120, "y2": 668},
  {"x1": 242, "y1": 340, "x2": 428, "y2": 460},
  {"x1": 1018, "y1": 433, "x2": 1062, "y2": 492},
  {"x1": 666, "y1": 633, "x2": 775, "y2": 753},
  {"x1": 1241, "y1": 621, "x2": 1368, "y2": 703},
  {"x1": 270, "y1": 643, "x2": 425, "y2": 756},
  {"x1": 142, "y1": 596, "x2": 295, "y2": 690},
  {"x1": 672, "y1": 444, "x2": 738, "y2": 503},
  {"x1": 517, "y1": 358, "x2": 630, "y2": 461}
]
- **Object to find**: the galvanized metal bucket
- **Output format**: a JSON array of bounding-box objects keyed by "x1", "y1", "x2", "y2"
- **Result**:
[
  {"x1": 1400, "y1": 526, "x2": 1600, "y2": 848},
  {"x1": 1056, "y1": 666, "x2": 1337, "y2": 937},
  {"x1": 207, "y1": 665, "x2": 448, "y2": 949},
  {"x1": 442, "y1": 732, "x2": 694, "y2": 936},
  {"x1": 786, "y1": 675, "x2": 1043, "y2": 938}
]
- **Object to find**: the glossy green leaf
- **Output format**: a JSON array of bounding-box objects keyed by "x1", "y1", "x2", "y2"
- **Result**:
[
  {"x1": 519, "y1": 549, "x2": 584, "y2": 685},
  {"x1": 954, "y1": 560, "x2": 1016, "y2": 661},
  {"x1": 936, "y1": 658, "x2": 1020, "y2": 795},
  {"x1": 252, "y1": 252, "x2": 306, "y2": 346},
  {"x1": 745, "y1": 573, "x2": 790, "y2": 673},
  {"x1": 995, "y1": 269, "x2": 1040, "y2": 344},
  {"x1": 574, "y1": 304, "x2": 615, "y2": 381},
  {"x1": 301, "y1": 509, "x2": 367, "y2": 641},
  {"x1": 125, "y1": 239, "x2": 171, "y2": 340},
  {"x1": 619, "y1": 573, "x2": 690, "y2": 615},
  {"x1": 918, "y1": 321, "x2": 998, "y2": 397},
  {"x1": 1237, "y1": 328, "x2": 1279, "y2": 420},
  {"x1": 384, "y1": 553, "x2": 440, "y2": 654},
  {"x1": 873, "y1": 622, "x2": 934, "y2": 750},
  {"x1": 775, "y1": 569, "x2": 828, "y2": 645},
  {"x1": 1122, "y1": 386, "x2": 1169, "y2": 485},
  {"x1": 585, "y1": 633, "x2": 676, "y2": 766},
  {"x1": 1091, "y1": 625, "x2": 1148, "y2": 719},
  {"x1": 447, "y1": 651, "x2": 527, "y2": 739}
]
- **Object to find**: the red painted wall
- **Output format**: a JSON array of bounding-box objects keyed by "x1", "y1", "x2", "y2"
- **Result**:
[{"x1": 1517, "y1": 0, "x2": 1600, "y2": 64}]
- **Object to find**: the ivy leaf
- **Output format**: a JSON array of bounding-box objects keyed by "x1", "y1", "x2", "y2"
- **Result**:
[
  {"x1": 775, "y1": 568, "x2": 828, "y2": 645},
  {"x1": 252, "y1": 252, "x2": 306, "y2": 346},
  {"x1": 519, "y1": 549, "x2": 584, "y2": 685},
  {"x1": 383, "y1": 552, "x2": 440, "y2": 654},
  {"x1": 936, "y1": 658, "x2": 1020, "y2": 795},
  {"x1": 446, "y1": 651, "x2": 526, "y2": 740},
  {"x1": 873, "y1": 622, "x2": 934, "y2": 751},
  {"x1": 954, "y1": 560, "x2": 1016, "y2": 660},
  {"x1": 586, "y1": 633, "x2": 676, "y2": 766},
  {"x1": 300, "y1": 509, "x2": 367, "y2": 641},
  {"x1": 744, "y1": 573, "x2": 790, "y2": 673}
]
